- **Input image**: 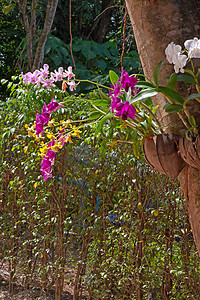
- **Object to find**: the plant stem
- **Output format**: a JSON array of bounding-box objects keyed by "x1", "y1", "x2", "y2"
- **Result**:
[
  {"x1": 74, "y1": 79, "x2": 110, "y2": 90},
  {"x1": 161, "y1": 93, "x2": 190, "y2": 130},
  {"x1": 139, "y1": 102, "x2": 164, "y2": 133}
]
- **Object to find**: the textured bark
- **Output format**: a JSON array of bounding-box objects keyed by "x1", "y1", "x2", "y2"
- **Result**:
[
  {"x1": 125, "y1": 0, "x2": 200, "y2": 255},
  {"x1": 18, "y1": 0, "x2": 36, "y2": 70},
  {"x1": 179, "y1": 166, "x2": 200, "y2": 254},
  {"x1": 18, "y1": 0, "x2": 59, "y2": 71},
  {"x1": 32, "y1": 0, "x2": 59, "y2": 71},
  {"x1": 125, "y1": 0, "x2": 200, "y2": 135}
]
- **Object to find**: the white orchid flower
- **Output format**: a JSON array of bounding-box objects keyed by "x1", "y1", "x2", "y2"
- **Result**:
[
  {"x1": 184, "y1": 37, "x2": 200, "y2": 58},
  {"x1": 173, "y1": 53, "x2": 187, "y2": 73},
  {"x1": 165, "y1": 42, "x2": 182, "y2": 64}
]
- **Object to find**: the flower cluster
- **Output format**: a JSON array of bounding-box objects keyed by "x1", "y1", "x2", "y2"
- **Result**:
[
  {"x1": 39, "y1": 127, "x2": 81, "y2": 180},
  {"x1": 165, "y1": 37, "x2": 200, "y2": 73},
  {"x1": 36, "y1": 98, "x2": 63, "y2": 136},
  {"x1": 21, "y1": 65, "x2": 78, "y2": 90},
  {"x1": 109, "y1": 69, "x2": 138, "y2": 121},
  {"x1": 40, "y1": 140, "x2": 58, "y2": 180}
]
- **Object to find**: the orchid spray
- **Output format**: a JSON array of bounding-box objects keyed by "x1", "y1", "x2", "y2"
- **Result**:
[
  {"x1": 23, "y1": 63, "x2": 162, "y2": 180},
  {"x1": 24, "y1": 37, "x2": 200, "y2": 180}
]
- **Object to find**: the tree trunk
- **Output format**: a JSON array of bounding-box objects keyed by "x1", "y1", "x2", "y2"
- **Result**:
[
  {"x1": 125, "y1": 0, "x2": 200, "y2": 255},
  {"x1": 18, "y1": 0, "x2": 59, "y2": 71},
  {"x1": 32, "y1": 0, "x2": 59, "y2": 71},
  {"x1": 92, "y1": 0, "x2": 114, "y2": 44}
]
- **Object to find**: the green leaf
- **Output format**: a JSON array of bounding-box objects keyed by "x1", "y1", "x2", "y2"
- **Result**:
[
  {"x1": 136, "y1": 81, "x2": 155, "y2": 89},
  {"x1": 189, "y1": 116, "x2": 196, "y2": 127},
  {"x1": 177, "y1": 74, "x2": 196, "y2": 84},
  {"x1": 153, "y1": 60, "x2": 163, "y2": 86},
  {"x1": 93, "y1": 99, "x2": 110, "y2": 106},
  {"x1": 1, "y1": 79, "x2": 8, "y2": 85},
  {"x1": 98, "y1": 89, "x2": 110, "y2": 101},
  {"x1": 164, "y1": 104, "x2": 183, "y2": 113},
  {"x1": 130, "y1": 89, "x2": 158, "y2": 104},
  {"x1": 2, "y1": 4, "x2": 12, "y2": 14},
  {"x1": 89, "y1": 111, "x2": 102, "y2": 120},
  {"x1": 109, "y1": 70, "x2": 119, "y2": 85},
  {"x1": 163, "y1": 103, "x2": 170, "y2": 110},
  {"x1": 95, "y1": 114, "x2": 112, "y2": 136},
  {"x1": 50, "y1": 54, "x2": 62, "y2": 66},
  {"x1": 166, "y1": 73, "x2": 177, "y2": 89},
  {"x1": 95, "y1": 59, "x2": 107, "y2": 71},
  {"x1": 100, "y1": 140, "x2": 107, "y2": 158},
  {"x1": 184, "y1": 69, "x2": 194, "y2": 76},
  {"x1": 186, "y1": 93, "x2": 200, "y2": 101},
  {"x1": 158, "y1": 86, "x2": 184, "y2": 104}
]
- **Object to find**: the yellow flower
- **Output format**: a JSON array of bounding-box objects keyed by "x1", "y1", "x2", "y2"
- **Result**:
[
  {"x1": 33, "y1": 182, "x2": 37, "y2": 188},
  {"x1": 61, "y1": 119, "x2": 71, "y2": 128},
  {"x1": 47, "y1": 132, "x2": 55, "y2": 140},
  {"x1": 28, "y1": 130, "x2": 33, "y2": 136},
  {"x1": 40, "y1": 145, "x2": 48, "y2": 154},
  {"x1": 25, "y1": 124, "x2": 28, "y2": 129},
  {"x1": 72, "y1": 127, "x2": 81, "y2": 138},
  {"x1": 65, "y1": 135, "x2": 73, "y2": 143},
  {"x1": 48, "y1": 119, "x2": 55, "y2": 127},
  {"x1": 23, "y1": 146, "x2": 28, "y2": 154},
  {"x1": 51, "y1": 144, "x2": 59, "y2": 152}
]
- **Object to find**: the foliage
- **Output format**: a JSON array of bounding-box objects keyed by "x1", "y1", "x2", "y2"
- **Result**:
[
  {"x1": 16, "y1": 35, "x2": 140, "y2": 93},
  {"x1": 0, "y1": 77, "x2": 200, "y2": 299},
  {"x1": 0, "y1": 0, "x2": 138, "y2": 98},
  {"x1": 0, "y1": 3, "x2": 24, "y2": 98}
]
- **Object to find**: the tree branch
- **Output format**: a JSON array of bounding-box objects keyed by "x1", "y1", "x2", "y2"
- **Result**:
[{"x1": 32, "y1": 0, "x2": 59, "y2": 71}]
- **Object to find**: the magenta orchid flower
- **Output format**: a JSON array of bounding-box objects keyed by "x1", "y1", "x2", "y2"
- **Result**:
[
  {"x1": 119, "y1": 69, "x2": 138, "y2": 95},
  {"x1": 35, "y1": 99, "x2": 63, "y2": 136},
  {"x1": 115, "y1": 101, "x2": 136, "y2": 121},
  {"x1": 111, "y1": 96, "x2": 121, "y2": 113}
]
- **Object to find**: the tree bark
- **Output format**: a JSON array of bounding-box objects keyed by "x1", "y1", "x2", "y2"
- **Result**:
[
  {"x1": 18, "y1": 0, "x2": 59, "y2": 71},
  {"x1": 32, "y1": 0, "x2": 59, "y2": 71},
  {"x1": 125, "y1": 0, "x2": 200, "y2": 255},
  {"x1": 92, "y1": 0, "x2": 114, "y2": 44}
]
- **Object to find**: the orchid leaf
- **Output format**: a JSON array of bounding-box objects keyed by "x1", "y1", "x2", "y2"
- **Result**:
[
  {"x1": 136, "y1": 81, "x2": 155, "y2": 89},
  {"x1": 100, "y1": 140, "x2": 107, "y2": 158},
  {"x1": 189, "y1": 116, "x2": 196, "y2": 127},
  {"x1": 184, "y1": 69, "x2": 194, "y2": 76},
  {"x1": 158, "y1": 86, "x2": 184, "y2": 104},
  {"x1": 153, "y1": 60, "x2": 163, "y2": 87},
  {"x1": 164, "y1": 104, "x2": 183, "y2": 113},
  {"x1": 95, "y1": 114, "x2": 112, "y2": 136},
  {"x1": 166, "y1": 73, "x2": 177, "y2": 89},
  {"x1": 98, "y1": 89, "x2": 110, "y2": 101},
  {"x1": 186, "y1": 93, "x2": 200, "y2": 101},
  {"x1": 89, "y1": 111, "x2": 102, "y2": 120},
  {"x1": 93, "y1": 98, "x2": 110, "y2": 106},
  {"x1": 109, "y1": 70, "x2": 119, "y2": 85},
  {"x1": 130, "y1": 88, "x2": 158, "y2": 104},
  {"x1": 177, "y1": 74, "x2": 196, "y2": 84}
]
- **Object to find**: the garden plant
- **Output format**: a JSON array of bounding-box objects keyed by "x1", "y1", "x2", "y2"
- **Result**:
[{"x1": 1, "y1": 35, "x2": 200, "y2": 299}]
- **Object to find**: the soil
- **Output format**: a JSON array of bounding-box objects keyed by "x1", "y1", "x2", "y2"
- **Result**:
[{"x1": 0, "y1": 263, "x2": 87, "y2": 300}]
